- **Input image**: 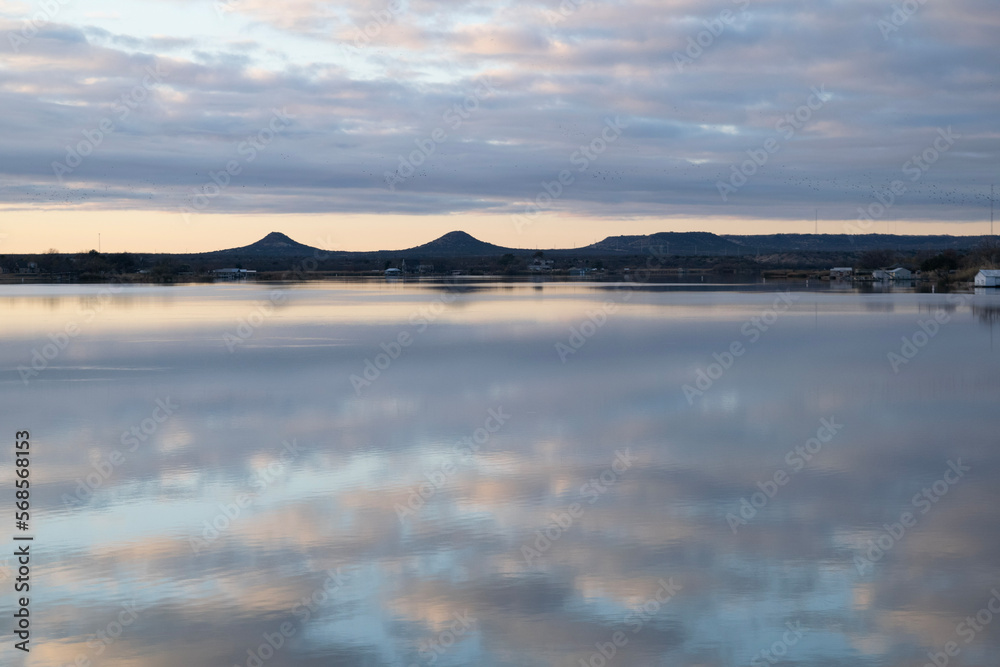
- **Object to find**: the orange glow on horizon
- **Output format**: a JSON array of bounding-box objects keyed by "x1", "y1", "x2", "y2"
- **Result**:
[{"x1": 0, "y1": 209, "x2": 994, "y2": 254}]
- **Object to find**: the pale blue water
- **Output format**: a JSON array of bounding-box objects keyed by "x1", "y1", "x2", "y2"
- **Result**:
[{"x1": 1, "y1": 282, "x2": 999, "y2": 666}]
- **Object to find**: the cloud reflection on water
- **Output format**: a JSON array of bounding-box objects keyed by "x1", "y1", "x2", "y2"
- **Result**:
[{"x1": 1, "y1": 283, "x2": 999, "y2": 666}]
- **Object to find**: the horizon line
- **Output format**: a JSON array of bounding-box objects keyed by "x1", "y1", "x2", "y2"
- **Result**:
[{"x1": 4, "y1": 229, "x2": 1000, "y2": 256}]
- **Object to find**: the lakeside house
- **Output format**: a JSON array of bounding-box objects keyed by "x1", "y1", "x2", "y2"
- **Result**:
[
  {"x1": 214, "y1": 268, "x2": 256, "y2": 280},
  {"x1": 872, "y1": 267, "x2": 912, "y2": 281},
  {"x1": 830, "y1": 267, "x2": 853, "y2": 280},
  {"x1": 975, "y1": 270, "x2": 1000, "y2": 287},
  {"x1": 385, "y1": 267, "x2": 402, "y2": 277}
]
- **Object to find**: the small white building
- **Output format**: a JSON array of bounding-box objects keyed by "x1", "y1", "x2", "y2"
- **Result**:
[
  {"x1": 214, "y1": 268, "x2": 256, "y2": 280},
  {"x1": 974, "y1": 269, "x2": 1000, "y2": 287},
  {"x1": 872, "y1": 269, "x2": 890, "y2": 281},
  {"x1": 384, "y1": 267, "x2": 402, "y2": 276},
  {"x1": 888, "y1": 267, "x2": 912, "y2": 280},
  {"x1": 830, "y1": 267, "x2": 853, "y2": 280}
]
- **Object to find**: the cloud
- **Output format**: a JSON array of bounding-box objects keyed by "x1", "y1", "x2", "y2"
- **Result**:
[{"x1": 0, "y1": 0, "x2": 996, "y2": 227}]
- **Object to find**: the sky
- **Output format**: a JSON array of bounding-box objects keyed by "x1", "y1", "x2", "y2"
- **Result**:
[{"x1": 0, "y1": 0, "x2": 997, "y2": 253}]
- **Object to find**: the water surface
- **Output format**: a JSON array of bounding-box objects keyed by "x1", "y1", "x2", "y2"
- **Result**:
[{"x1": 2, "y1": 282, "x2": 999, "y2": 667}]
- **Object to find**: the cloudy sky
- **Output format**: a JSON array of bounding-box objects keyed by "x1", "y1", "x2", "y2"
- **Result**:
[{"x1": 0, "y1": 0, "x2": 997, "y2": 252}]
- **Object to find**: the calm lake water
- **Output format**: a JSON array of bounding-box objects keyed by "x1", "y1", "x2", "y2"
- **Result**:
[{"x1": 2, "y1": 281, "x2": 999, "y2": 667}]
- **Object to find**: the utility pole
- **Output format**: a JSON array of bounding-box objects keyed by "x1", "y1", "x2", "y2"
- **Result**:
[
  {"x1": 991, "y1": 184, "x2": 994, "y2": 237},
  {"x1": 98, "y1": 233, "x2": 101, "y2": 253}
]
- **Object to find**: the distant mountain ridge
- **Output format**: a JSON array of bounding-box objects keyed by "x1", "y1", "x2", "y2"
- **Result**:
[
  {"x1": 585, "y1": 232, "x2": 993, "y2": 255},
  {"x1": 200, "y1": 230, "x2": 994, "y2": 258},
  {"x1": 722, "y1": 233, "x2": 989, "y2": 253}
]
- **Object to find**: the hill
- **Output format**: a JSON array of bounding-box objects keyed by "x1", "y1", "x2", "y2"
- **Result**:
[
  {"x1": 204, "y1": 232, "x2": 328, "y2": 257},
  {"x1": 391, "y1": 231, "x2": 513, "y2": 257},
  {"x1": 189, "y1": 230, "x2": 995, "y2": 261},
  {"x1": 721, "y1": 233, "x2": 990, "y2": 253},
  {"x1": 584, "y1": 232, "x2": 993, "y2": 256},
  {"x1": 584, "y1": 232, "x2": 741, "y2": 256}
]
